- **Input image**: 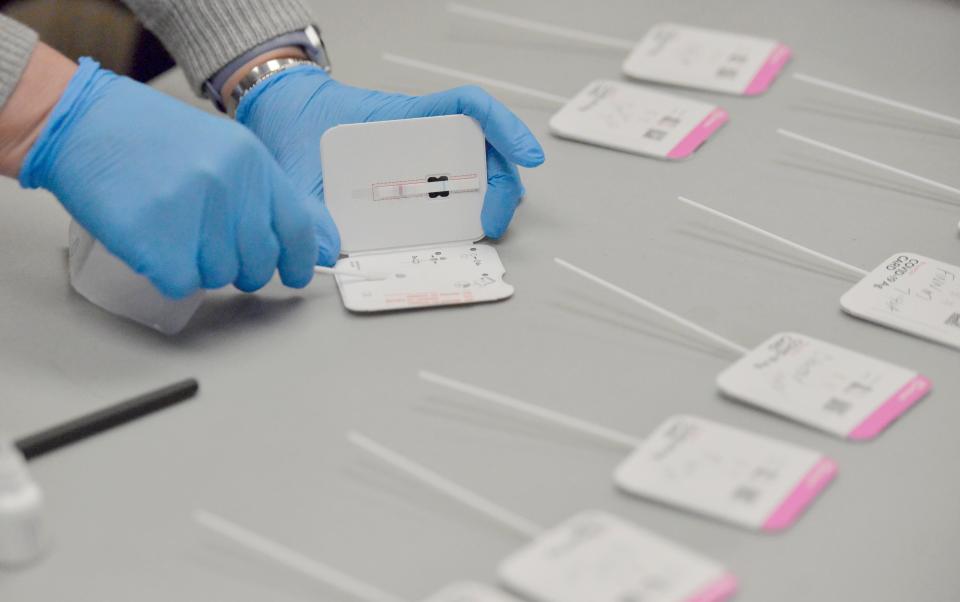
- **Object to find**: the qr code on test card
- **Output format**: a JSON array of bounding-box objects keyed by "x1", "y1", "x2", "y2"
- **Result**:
[{"x1": 332, "y1": 244, "x2": 514, "y2": 312}]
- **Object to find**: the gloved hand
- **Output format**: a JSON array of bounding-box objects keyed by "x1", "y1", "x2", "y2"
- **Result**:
[
  {"x1": 20, "y1": 58, "x2": 338, "y2": 300},
  {"x1": 236, "y1": 66, "x2": 545, "y2": 240}
]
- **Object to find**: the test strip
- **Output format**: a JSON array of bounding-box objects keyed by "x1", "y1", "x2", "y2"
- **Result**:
[
  {"x1": 793, "y1": 73, "x2": 960, "y2": 127},
  {"x1": 383, "y1": 53, "x2": 570, "y2": 105},
  {"x1": 777, "y1": 129, "x2": 960, "y2": 199},
  {"x1": 446, "y1": 3, "x2": 635, "y2": 50},
  {"x1": 419, "y1": 370, "x2": 641, "y2": 448},
  {"x1": 349, "y1": 432, "x2": 544, "y2": 539},
  {"x1": 553, "y1": 257, "x2": 750, "y2": 355},
  {"x1": 675, "y1": 196, "x2": 869, "y2": 278},
  {"x1": 314, "y1": 266, "x2": 389, "y2": 281},
  {"x1": 194, "y1": 509, "x2": 408, "y2": 602}
]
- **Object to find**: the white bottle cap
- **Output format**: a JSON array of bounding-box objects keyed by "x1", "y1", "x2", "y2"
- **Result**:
[{"x1": 0, "y1": 441, "x2": 46, "y2": 567}]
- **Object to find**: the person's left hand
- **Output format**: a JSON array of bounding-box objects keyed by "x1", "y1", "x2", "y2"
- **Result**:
[{"x1": 236, "y1": 66, "x2": 545, "y2": 240}]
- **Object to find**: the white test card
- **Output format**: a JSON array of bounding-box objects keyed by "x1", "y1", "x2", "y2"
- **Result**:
[
  {"x1": 614, "y1": 415, "x2": 837, "y2": 532},
  {"x1": 498, "y1": 511, "x2": 736, "y2": 602},
  {"x1": 841, "y1": 253, "x2": 960, "y2": 351},
  {"x1": 422, "y1": 582, "x2": 521, "y2": 602},
  {"x1": 622, "y1": 23, "x2": 792, "y2": 95},
  {"x1": 717, "y1": 332, "x2": 931, "y2": 440},
  {"x1": 548, "y1": 80, "x2": 727, "y2": 160},
  {"x1": 334, "y1": 244, "x2": 513, "y2": 312}
]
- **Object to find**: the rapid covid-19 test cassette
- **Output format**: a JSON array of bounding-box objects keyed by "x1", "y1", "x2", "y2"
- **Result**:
[{"x1": 321, "y1": 115, "x2": 514, "y2": 312}]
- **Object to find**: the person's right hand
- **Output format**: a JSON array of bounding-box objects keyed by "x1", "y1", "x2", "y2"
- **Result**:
[{"x1": 19, "y1": 58, "x2": 339, "y2": 299}]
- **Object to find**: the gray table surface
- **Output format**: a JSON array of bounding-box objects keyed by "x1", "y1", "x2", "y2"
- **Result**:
[{"x1": 2, "y1": 0, "x2": 959, "y2": 600}]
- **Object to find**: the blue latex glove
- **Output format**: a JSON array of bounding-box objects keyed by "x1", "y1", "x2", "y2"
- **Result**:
[
  {"x1": 236, "y1": 66, "x2": 545, "y2": 240},
  {"x1": 20, "y1": 59, "x2": 336, "y2": 299}
]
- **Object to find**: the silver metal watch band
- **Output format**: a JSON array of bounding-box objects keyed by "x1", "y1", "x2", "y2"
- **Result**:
[{"x1": 227, "y1": 58, "x2": 317, "y2": 116}]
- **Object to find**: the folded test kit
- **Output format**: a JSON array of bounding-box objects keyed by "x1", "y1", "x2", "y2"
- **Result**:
[
  {"x1": 421, "y1": 372, "x2": 836, "y2": 532},
  {"x1": 556, "y1": 254, "x2": 931, "y2": 441},
  {"x1": 321, "y1": 115, "x2": 514, "y2": 312},
  {"x1": 548, "y1": 80, "x2": 728, "y2": 160},
  {"x1": 622, "y1": 23, "x2": 792, "y2": 96},
  {"x1": 446, "y1": 6, "x2": 791, "y2": 95}
]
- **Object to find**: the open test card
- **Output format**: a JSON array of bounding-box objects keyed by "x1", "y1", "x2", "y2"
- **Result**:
[
  {"x1": 321, "y1": 115, "x2": 513, "y2": 312},
  {"x1": 499, "y1": 511, "x2": 736, "y2": 602},
  {"x1": 422, "y1": 582, "x2": 521, "y2": 602},
  {"x1": 718, "y1": 332, "x2": 931, "y2": 440},
  {"x1": 615, "y1": 415, "x2": 837, "y2": 532},
  {"x1": 841, "y1": 253, "x2": 960, "y2": 351},
  {"x1": 548, "y1": 80, "x2": 727, "y2": 160},
  {"x1": 623, "y1": 23, "x2": 792, "y2": 95}
]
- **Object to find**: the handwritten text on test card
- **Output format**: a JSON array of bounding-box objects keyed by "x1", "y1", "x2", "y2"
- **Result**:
[
  {"x1": 842, "y1": 253, "x2": 960, "y2": 350},
  {"x1": 718, "y1": 332, "x2": 931, "y2": 440}
]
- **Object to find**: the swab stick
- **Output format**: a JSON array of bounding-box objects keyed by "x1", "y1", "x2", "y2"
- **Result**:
[
  {"x1": 382, "y1": 53, "x2": 570, "y2": 105},
  {"x1": 446, "y1": 3, "x2": 635, "y2": 50},
  {"x1": 676, "y1": 195, "x2": 869, "y2": 278},
  {"x1": 348, "y1": 432, "x2": 543, "y2": 539},
  {"x1": 777, "y1": 129, "x2": 960, "y2": 199},
  {"x1": 793, "y1": 73, "x2": 960, "y2": 127},
  {"x1": 194, "y1": 509, "x2": 408, "y2": 602},
  {"x1": 418, "y1": 370, "x2": 641, "y2": 449},
  {"x1": 553, "y1": 257, "x2": 751, "y2": 356},
  {"x1": 314, "y1": 266, "x2": 389, "y2": 281}
]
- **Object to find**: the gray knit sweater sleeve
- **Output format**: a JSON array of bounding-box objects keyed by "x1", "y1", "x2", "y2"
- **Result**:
[
  {"x1": 121, "y1": 0, "x2": 314, "y2": 94},
  {"x1": 0, "y1": 14, "x2": 38, "y2": 110}
]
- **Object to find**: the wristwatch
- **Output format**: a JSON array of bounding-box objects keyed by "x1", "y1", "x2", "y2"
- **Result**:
[{"x1": 203, "y1": 24, "x2": 332, "y2": 115}]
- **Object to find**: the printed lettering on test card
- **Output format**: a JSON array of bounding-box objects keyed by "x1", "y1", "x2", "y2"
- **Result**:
[
  {"x1": 841, "y1": 253, "x2": 960, "y2": 351},
  {"x1": 337, "y1": 245, "x2": 511, "y2": 312},
  {"x1": 615, "y1": 416, "x2": 837, "y2": 532},
  {"x1": 548, "y1": 80, "x2": 728, "y2": 160},
  {"x1": 499, "y1": 512, "x2": 736, "y2": 602},
  {"x1": 321, "y1": 115, "x2": 514, "y2": 312},
  {"x1": 623, "y1": 23, "x2": 792, "y2": 95},
  {"x1": 718, "y1": 332, "x2": 932, "y2": 440}
]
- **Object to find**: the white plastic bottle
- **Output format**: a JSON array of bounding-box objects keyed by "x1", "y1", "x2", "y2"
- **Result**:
[
  {"x1": 67, "y1": 221, "x2": 204, "y2": 335},
  {"x1": 0, "y1": 440, "x2": 45, "y2": 567}
]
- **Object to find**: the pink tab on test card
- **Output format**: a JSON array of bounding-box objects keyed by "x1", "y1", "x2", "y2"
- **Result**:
[
  {"x1": 685, "y1": 573, "x2": 739, "y2": 602},
  {"x1": 744, "y1": 44, "x2": 792, "y2": 95},
  {"x1": 762, "y1": 457, "x2": 838, "y2": 532},
  {"x1": 666, "y1": 108, "x2": 729, "y2": 159},
  {"x1": 848, "y1": 375, "x2": 932, "y2": 441}
]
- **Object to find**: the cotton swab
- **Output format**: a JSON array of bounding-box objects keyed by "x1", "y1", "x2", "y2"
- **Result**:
[
  {"x1": 793, "y1": 73, "x2": 960, "y2": 128},
  {"x1": 777, "y1": 129, "x2": 960, "y2": 199},
  {"x1": 446, "y1": 3, "x2": 635, "y2": 50},
  {"x1": 314, "y1": 266, "x2": 389, "y2": 281},
  {"x1": 676, "y1": 195, "x2": 870, "y2": 278},
  {"x1": 553, "y1": 257, "x2": 751, "y2": 356},
  {"x1": 382, "y1": 53, "x2": 570, "y2": 105},
  {"x1": 348, "y1": 432, "x2": 543, "y2": 539},
  {"x1": 194, "y1": 509, "x2": 408, "y2": 602},
  {"x1": 418, "y1": 370, "x2": 641, "y2": 449}
]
